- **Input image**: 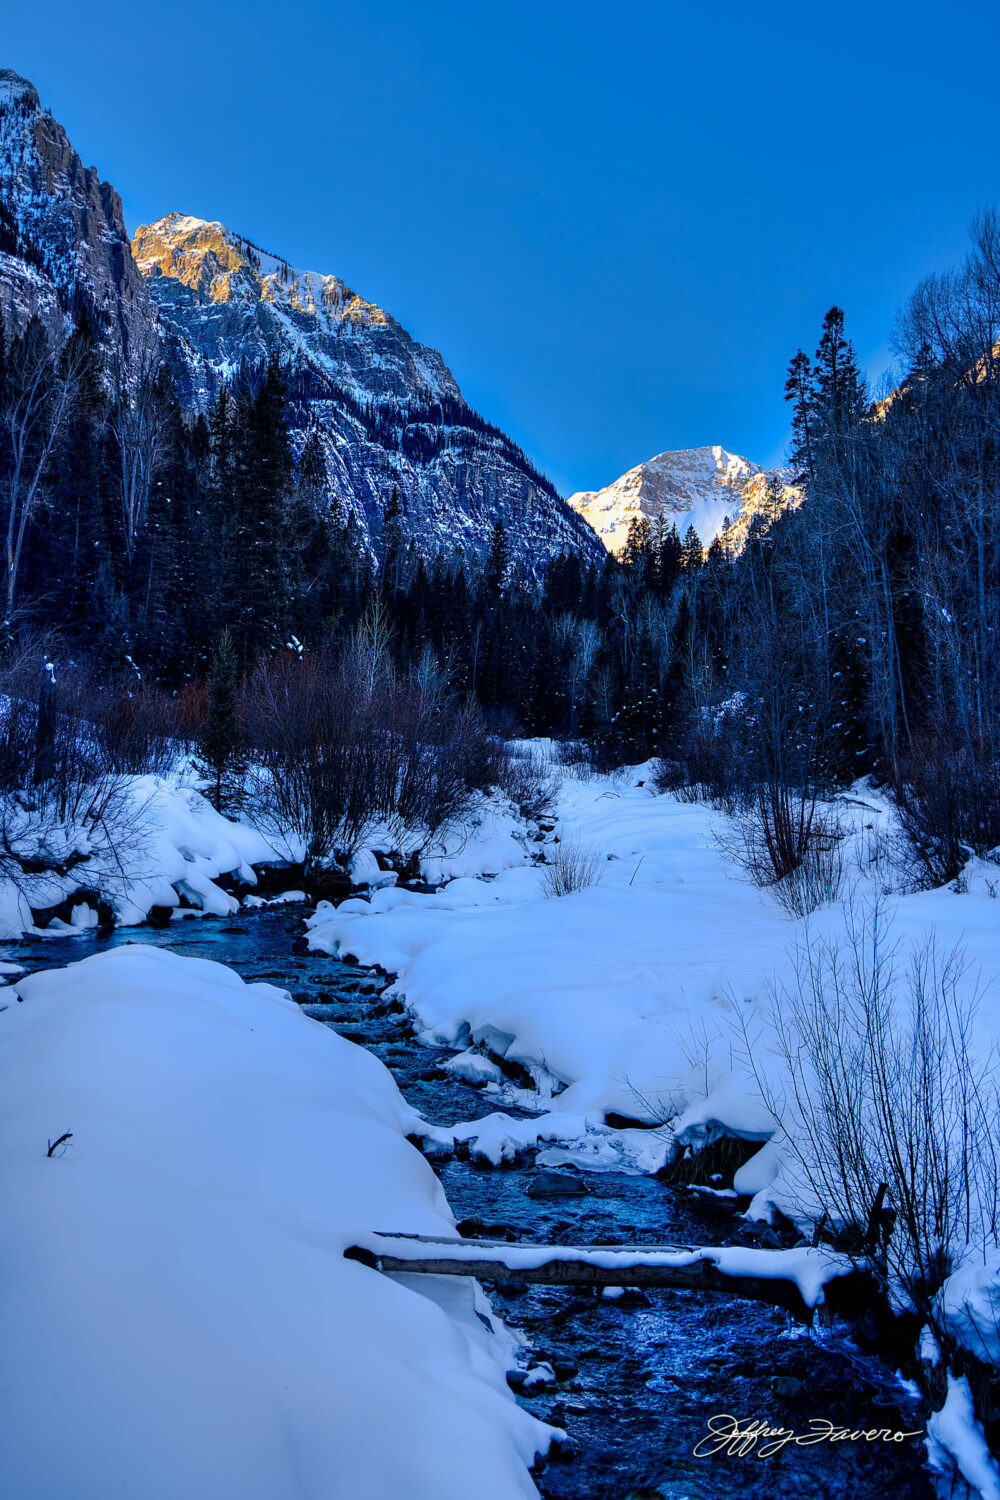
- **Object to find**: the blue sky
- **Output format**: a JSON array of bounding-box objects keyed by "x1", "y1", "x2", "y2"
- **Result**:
[{"x1": 7, "y1": 1, "x2": 997, "y2": 493}]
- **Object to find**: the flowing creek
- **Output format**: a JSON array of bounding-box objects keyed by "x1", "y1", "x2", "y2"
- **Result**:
[{"x1": 6, "y1": 905, "x2": 936, "y2": 1500}]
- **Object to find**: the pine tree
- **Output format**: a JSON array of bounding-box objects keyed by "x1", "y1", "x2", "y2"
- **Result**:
[
  {"x1": 615, "y1": 627, "x2": 661, "y2": 759},
  {"x1": 784, "y1": 348, "x2": 817, "y2": 479},
  {"x1": 381, "y1": 485, "x2": 403, "y2": 596},
  {"x1": 485, "y1": 520, "x2": 510, "y2": 598},
  {"x1": 622, "y1": 515, "x2": 652, "y2": 571},
  {"x1": 680, "y1": 524, "x2": 703, "y2": 570},
  {"x1": 204, "y1": 387, "x2": 236, "y2": 632},
  {"x1": 200, "y1": 628, "x2": 242, "y2": 812},
  {"x1": 28, "y1": 320, "x2": 109, "y2": 634},
  {"x1": 814, "y1": 307, "x2": 865, "y2": 446},
  {"x1": 225, "y1": 357, "x2": 292, "y2": 669},
  {"x1": 657, "y1": 523, "x2": 683, "y2": 593},
  {"x1": 285, "y1": 426, "x2": 334, "y2": 641}
]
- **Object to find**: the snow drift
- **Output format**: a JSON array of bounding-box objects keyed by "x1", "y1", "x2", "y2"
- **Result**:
[{"x1": 0, "y1": 946, "x2": 548, "y2": 1500}]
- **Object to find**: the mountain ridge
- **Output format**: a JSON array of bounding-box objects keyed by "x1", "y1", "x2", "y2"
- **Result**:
[
  {"x1": 0, "y1": 72, "x2": 602, "y2": 570},
  {"x1": 129, "y1": 210, "x2": 603, "y2": 566}
]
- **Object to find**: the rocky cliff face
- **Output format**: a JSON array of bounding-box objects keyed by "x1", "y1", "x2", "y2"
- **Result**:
[
  {"x1": 133, "y1": 212, "x2": 602, "y2": 567},
  {"x1": 567, "y1": 445, "x2": 799, "y2": 554},
  {"x1": 0, "y1": 68, "x2": 155, "y2": 364},
  {"x1": 132, "y1": 214, "x2": 459, "y2": 408}
]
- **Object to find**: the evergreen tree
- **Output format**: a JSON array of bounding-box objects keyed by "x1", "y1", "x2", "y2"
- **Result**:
[
  {"x1": 204, "y1": 386, "x2": 236, "y2": 632},
  {"x1": 224, "y1": 358, "x2": 292, "y2": 669},
  {"x1": 200, "y1": 629, "x2": 242, "y2": 812},
  {"x1": 380, "y1": 485, "x2": 403, "y2": 596},
  {"x1": 784, "y1": 348, "x2": 817, "y2": 478},
  {"x1": 286, "y1": 426, "x2": 336, "y2": 642},
  {"x1": 657, "y1": 522, "x2": 683, "y2": 593},
  {"x1": 680, "y1": 524, "x2": 704, "y2": 570},
  {"x1": 27, "y1": 320, "x2": 108, "y2": 632},
  {"x1": 813, "y1": 307, "x2": 866, "y2": 448},
  {"x1": 622, "y1": 515, "x2": 652, "y2": 571},
  {"x1": 485, "y1": 520, "x2": 510, "y2": 598}
]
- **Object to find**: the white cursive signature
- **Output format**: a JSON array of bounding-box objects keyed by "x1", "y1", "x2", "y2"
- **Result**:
[{"x1": 693, "y1": 1414, "x2": 924, "y2": 1460}]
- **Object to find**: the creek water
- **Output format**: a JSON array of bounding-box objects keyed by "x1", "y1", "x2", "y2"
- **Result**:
[{"x1": 5, "y1": 905, "x2": 936, "y2": 1500}]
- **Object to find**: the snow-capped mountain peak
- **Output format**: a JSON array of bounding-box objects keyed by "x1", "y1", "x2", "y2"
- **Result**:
[
  {"x1": 567, "y1": 444, "x2": 798, "y2": 553},
  {"x1": 134, "y1": 214, "x2": 390, "y2": 337},
  {"x1": 0, "y1": 74, "x2": 600, "y2": 570}
]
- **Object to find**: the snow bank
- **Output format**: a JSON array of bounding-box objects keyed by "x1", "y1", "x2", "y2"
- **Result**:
[
  {"x1": 0, "y1": 774, "x2": 281, "y2": 938},
  {"x1": 939, "y1": 1253, "x2": 1000, "y2": 1366},
  {"x1": 110, "y1": 775, "x2": 279, "y2": 923},
  {"x1": 307, "y1": 761, "x2": 1000, "y2": 1228},
  {"x1": 0, "y1": 758, "x2": 532, "y2": 942},
  {"x1": 307, "y1": 770, "x2": 803, "y2": 1132},
  {"x1": 926, "y1": 1374, "x2": 1000, "y2": 1500},
  {"x1": 0, "y1": 947, "x2": 548, "y2": 1500},
  {"x1": 419, "y1": 798, "x2": 528, "y2": 883}
]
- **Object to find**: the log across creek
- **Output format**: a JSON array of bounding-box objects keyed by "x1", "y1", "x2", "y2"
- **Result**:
[{"x1": 345, "y1": 1233, "x2": 859, "y2": 1324}]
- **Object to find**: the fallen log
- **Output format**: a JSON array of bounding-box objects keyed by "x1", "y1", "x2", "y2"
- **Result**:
[{"x1": 344, "y1": 1232, "x2": 856, "y2": 1323}]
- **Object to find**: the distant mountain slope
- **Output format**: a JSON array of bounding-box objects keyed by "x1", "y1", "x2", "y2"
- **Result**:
[
  {"x1": 0, "y1": 69, "x2": 601, "y2": 571},
  {"x1": 567, "y1": 445, "x2": 799, "y2": 554},
  {"x1": 133, "y1": 212, "x2": 603, "y2": 567}
]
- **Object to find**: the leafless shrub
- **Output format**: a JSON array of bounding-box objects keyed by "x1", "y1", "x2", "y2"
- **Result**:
[
  {"x1": 850, "y1": 814, "x2": 924, "y2": 896},
  {"x1": 0, "y1": 652, "x2": 185, "y2": 783},
  {"x1": 239, "y1": 651, "x2": 504, "y2": 869},
  {"x1": 494, "y1": 743, "x2": 555, "y2": 814},
  {"x1": 652, "y1": 741, "x2": 739, "y2": 804},
  {"x1": 556, "y1": 740, "x2": 596, "y2": 781},
  {"x1": 744, "y1": 899, "x2": 1000, "y2": 1356},
  {"x1": 0, "y1": 692, "x2": 37, "y2": 794},
  {"x1": 540, "y1": 838, "x2": 604, "y2": 898},
  {"x1": 772, "y1": 840, "x2": 845, "y2": 917},
  {"x1": 394, "y1": 703, "x2": 502, "y2": 835},
  {"x1": 719, "y1": 786, "x2": 844, "y2": 916},
  {"x1": 894, "y1": 727, "x2": 1000, "y2": 888},
  {"x1": 650, "y1": 756, "x2": 687, "y2": 792},
  {"x1": 0, "y1": 671, "x2": 152, "y2": 911},
  {"x1": 85, "y1": 685, "x2": 186, "y2": 776}
]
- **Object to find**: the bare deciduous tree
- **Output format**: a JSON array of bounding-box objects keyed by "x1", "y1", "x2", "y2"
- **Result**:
[
  {"x1": 1, "y1": 320, "x2": 87, "y2": 618},
  {"x1": 108, "y1": 328, "x2": 165, "y2": 562}
]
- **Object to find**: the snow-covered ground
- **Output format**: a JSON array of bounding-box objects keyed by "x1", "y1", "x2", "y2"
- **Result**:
[
  {"x1": 306, "y1": 749, "x2": 1000, "y2": 1493},
  {"x1": 309, "y1": 760, "x2": 999, "y2": 1186},
  {"x1": 0, "y1": 946, "x2": 551, "y2": 1499}
]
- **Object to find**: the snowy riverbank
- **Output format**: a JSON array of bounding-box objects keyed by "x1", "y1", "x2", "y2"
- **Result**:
[
  {"x1": 307, "y1": 758, "x2": 999, "y2": 1196},
  {"x1": 0, "y1": 946, "x2": 551, "y2": 1499},
  {"x1": 0, "y1": 771, "x2": 284, "y2": 938}
]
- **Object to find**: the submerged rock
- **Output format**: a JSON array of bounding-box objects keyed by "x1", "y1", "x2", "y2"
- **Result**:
[{"x1": 525, "y1": 1169, "x2": 590, "y2": 1198}]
